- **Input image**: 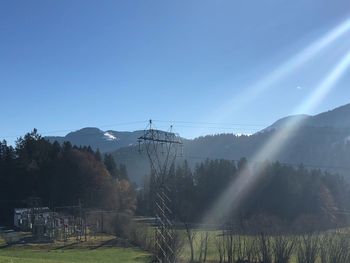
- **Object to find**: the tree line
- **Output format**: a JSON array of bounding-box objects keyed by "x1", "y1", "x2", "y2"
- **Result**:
[
  {"x1": 137, "y1": 158, "x2": 350, "y2": 229},
  {"x1": 0, "y1": 129, "x2": 136, "y2": 225},
  {"x1": 2, "y1": 129, "x2": 350, "y2": 231}
]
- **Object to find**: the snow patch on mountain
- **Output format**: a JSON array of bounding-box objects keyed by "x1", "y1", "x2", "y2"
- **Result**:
[{"x1": 104, "y1": 132, "x2": 118, "y2": 141}]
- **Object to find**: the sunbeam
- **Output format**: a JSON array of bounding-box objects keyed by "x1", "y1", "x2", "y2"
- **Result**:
[
  {"x1": 202, "y1": 48, "x2": 350, "y2": 224},
  {"x1": 206, "y1": 17, "x2": 350, "y2": 126}
]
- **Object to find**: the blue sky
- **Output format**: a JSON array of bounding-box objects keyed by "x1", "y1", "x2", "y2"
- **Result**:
[{"x1": 1, "y1": 0, "x2": 350, "y2": 144}]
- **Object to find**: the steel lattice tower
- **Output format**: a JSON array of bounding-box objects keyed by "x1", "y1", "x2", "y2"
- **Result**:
[{"x1": 138, "y1": 120, "x2": 183, "y2": 263}]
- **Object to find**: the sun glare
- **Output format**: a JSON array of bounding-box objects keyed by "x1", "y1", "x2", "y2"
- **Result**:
[
  {"x1": 203, "y1": 47, "x2": 350, "y2": 224},
  {"x1": 207, "y1": 17, "x2": 350, "y2": 127}
]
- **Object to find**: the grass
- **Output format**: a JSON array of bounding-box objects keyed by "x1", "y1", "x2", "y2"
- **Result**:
[
  {"x1": 0, "y1": 234, "x2": 151, "y2": 263},
  {"x1": 177, "y1": 229, "x2": 306, "y2": 263},
  {"x1": 3, "y1": 227, "x2": 345, "y2": 263},
  {"x1": 0, "y1": 247, "x2": 150, "y2": 263},
  {"x1": 177, "y1": 228, "x2": 350, "y2": 263},
  {"x1": 179, "y1": 229, "x2": 219, "y2": 261},
  {"x1": 0, "y1": 237, "x2": 6, "y2": 247}
]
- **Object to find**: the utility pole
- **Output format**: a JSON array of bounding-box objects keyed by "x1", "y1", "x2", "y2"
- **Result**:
[
  {"x1": 78, "y1": 199, "x2": 82, "y2": 241},
  {"x1": 138, "y1": 120, "x2": 183, "y2": 263}
]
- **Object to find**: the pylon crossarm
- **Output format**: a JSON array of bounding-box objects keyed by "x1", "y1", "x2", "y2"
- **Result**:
[{"x1": 139, "y1": 137, "x2": 182, "y2": 144}]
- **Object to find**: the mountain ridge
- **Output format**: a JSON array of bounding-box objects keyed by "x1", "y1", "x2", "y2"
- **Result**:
[
  {"x1": 45, "y1": 103, "x2": 350, "y2": 185},
  {"x1": 46, "y1": 103, "x2": 350, "y2": 152},
  {"x1": 261, "y1": 103, "x2": 350, "y2": 132},
  {"x1": 46, "y1": 128, "x2": 144, "y2": 153}
]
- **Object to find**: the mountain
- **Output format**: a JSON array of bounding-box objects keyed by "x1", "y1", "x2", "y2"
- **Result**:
[
  {"x1": 261, "y1": 114, "x2": 311, "y2": 132},
  {"x1": 309, "y1": 103, "x2": 350, "y2": 128},
  {"x1": 111, "y1": 103, "x2": 350, "y2": 184},
  {"x1": 46, "y1": 128, "x2": 144, "y2": 153},
  {"x1": 45, "y1": 103, "x2": 350, "y2": 185},
  {"x1": 262, "y1": 103, "x2": 350, "y2": 132}
]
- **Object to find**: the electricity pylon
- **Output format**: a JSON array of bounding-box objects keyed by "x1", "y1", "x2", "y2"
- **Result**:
[{"x1": 138, "y1": 120, "x2": 183, "y2": 263}]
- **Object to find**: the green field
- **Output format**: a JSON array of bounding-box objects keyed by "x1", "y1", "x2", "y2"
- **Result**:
[
  {"x1": 179, "y1": 230, "x2": 298, "y2": 262},
  {"x1": 0, "y1": 234, "x2": 151, "y2": 263},
  {"x1": 0, "y1": 247, "x2": 150, "y2": 263},
  {"x1": 1, "y1": 229, "x2": 349, "y2": 263},
  {"x1": 177, "y1": 229, "x2": 350, "y2": 263}
]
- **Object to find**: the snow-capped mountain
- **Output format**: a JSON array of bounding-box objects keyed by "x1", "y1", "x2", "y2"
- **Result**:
[{"x1": 46, "y1": 128, "x2": 143, "y2": 152}]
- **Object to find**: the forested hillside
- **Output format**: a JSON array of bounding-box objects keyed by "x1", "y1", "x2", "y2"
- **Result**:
[
  {"x1": 137, "y1": 159, "x2": 350, "y2": 228},
  {"x1": 111, "y1": 125, "x2": 350, "y2": 185},
  {"x1": 41, "y1": 104, "x2": 350, "y2": 185},
  {"x1": 0, "y1": 130, "x2": 136, "y2": 225},
  {"x1": 1, "y1": 129, "x2": 350, "y2": 229}
]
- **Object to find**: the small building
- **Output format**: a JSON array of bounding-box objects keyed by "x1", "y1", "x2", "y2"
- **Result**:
[
  {"x1": 14, "y1": 207, "x2": 85, "y2": 241},
  {"x1": 14, "y1": 207, "x2": 51, "y2": 231}
]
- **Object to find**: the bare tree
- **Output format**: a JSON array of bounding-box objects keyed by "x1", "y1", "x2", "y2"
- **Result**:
[
  {"x1": 184, "y1": 222, "x2": 197, "y2": 263},
  {"x1": 234, "y1": 235, "x2": 245, "y2": 263},
  {"x1": 214, "y1": 231, "x2": 226, "y2": 263},
  {"x1": 272, "y1": 234, "x2": 296, "y2": 263},
  {"x1": 198, "y1": 231, "x2": 210, "y2": 262},
  {"x1": 320, "y1": 232, "x2": 350, "y2": 263},
  {"x1": 244, "y1": 235, "x2": 260, "y2": 263},
  {"x1": 258, "y1": 232, "x2": 273, "y2": 263},
  {"x1": 296, "y1": 233, "x2": 320, "y2": 263},
  {"x1": 224, "y1": 228, "x2": 235, "y2": 263},
  {"x1": 168, "y1": 229, "x2": 185, "y2": 263}
]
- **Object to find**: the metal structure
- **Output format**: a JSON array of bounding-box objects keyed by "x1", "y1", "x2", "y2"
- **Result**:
[{"x1": 138, "y1": 120, "x2": 183, "y2": 263}]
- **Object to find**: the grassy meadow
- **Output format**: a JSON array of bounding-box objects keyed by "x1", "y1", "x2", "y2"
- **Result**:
[
  {"x1": 0, "y1": 247, "x2": 150, "y2": 263},
  {"x1": 0, "y1": 234, "x2": 151, "y2": 263}
]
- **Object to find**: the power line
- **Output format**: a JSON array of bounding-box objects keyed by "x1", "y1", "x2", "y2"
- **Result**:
[
  {"x1": 156, "y1": 125, "x2": 262, "y2": 131},
  {"x1": 0, "y1": 121, "x2": 148, "y2": 140},
  {"x1": 153, "y1": 120, "x2": 268, "y2": 127},
  {"x1": 2, "y1": 119, "x2": 349, "y2": 172},
  {"x1": 0, "y1": 121, "x2": 267, "y2": 141}
]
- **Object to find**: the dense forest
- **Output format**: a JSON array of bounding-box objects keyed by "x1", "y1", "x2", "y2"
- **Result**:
[
  {"x1": 0, "y1": 129, "x2": 136, "y2": 225},
  {"x1": 2, "y1": 129, "x2": 350, "y2": 231},
  {"x1": 110, "y1": 126, "x2": 350, "y2": 185},
  {"x1": 137, "y1": 159, "x2": 350, "y2": 230}
]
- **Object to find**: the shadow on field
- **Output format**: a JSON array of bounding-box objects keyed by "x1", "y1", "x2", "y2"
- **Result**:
[
  {"x1": 0, "y1": 243, "x2": 10, "y2": 249},
  {"x1": 53, "y1": 242, "x2": 80, "y2": 250},
  {"x1": 89, "y1": 237, "x2": 132, "y2": 250}
]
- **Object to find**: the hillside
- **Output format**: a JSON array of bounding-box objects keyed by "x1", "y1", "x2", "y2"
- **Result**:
[
  {"x1": 46, "y1": 128, "x2": 144, "y2": 153},
  {"x1": 309, "y1": 103, "x2": 350, "y2": 128},
  {"x1": 112, "y1": 103, "x2": 350, "y2": 184},
  {"x1": 45, "y1": 103, "x2": 350, "y2": 185},
  {"x1": 111, "y1": 126, "x2": 350, "y2": 184}
]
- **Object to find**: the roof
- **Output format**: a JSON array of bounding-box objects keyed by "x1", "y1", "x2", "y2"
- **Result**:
[{"x1": 14, "y1": 207, "x2": 50, "y2": 214}]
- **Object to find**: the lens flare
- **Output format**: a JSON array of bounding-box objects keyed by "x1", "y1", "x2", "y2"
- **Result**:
[
  {"x1": 207, "y1": 17, "x2": 350, "y2": 125},
  {"x1": 202, "y1": 49, "x2": 350, "y2": 224},
  {"x1": 296, "y1": 51, "x2": 350, "y2": 114}
]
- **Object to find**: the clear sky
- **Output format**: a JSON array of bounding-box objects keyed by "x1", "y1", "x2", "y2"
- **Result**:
[{"x1": 1, "y1": 0, "x2": 350, "y2": 144}]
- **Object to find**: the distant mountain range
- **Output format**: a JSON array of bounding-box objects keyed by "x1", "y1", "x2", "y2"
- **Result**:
[
  {"x1": 46, "y1": 128, "x2": 144, "y2": 153},
  {"x1": 46, "y1": 103, "x2": 350, "y2": 185}
]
